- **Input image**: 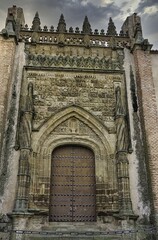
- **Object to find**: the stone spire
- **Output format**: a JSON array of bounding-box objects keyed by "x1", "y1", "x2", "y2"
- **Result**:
[
  {"x1": 106, "y1": 17, "x2": 118, "y2": 36},
  {"x1": 32, "y1": 12, "x2": 41, "y2": 31},
  {"x1": 82, "y1": 16, "x2": 92, "y2": 34},
  {"x1": 57, "y1": 14, "x2": 66, "y2": 33}
]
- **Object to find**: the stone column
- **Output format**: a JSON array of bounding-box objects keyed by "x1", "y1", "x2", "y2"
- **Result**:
[
  {"x1": 115, "y1": 86, "x2": 133, "y2": 215},
  {"x1": 15, "y1": 148, "x2": 31, "y2": 211},
  {"x1": 14, "y1": 83, "x2": 34, "y2": 211}
]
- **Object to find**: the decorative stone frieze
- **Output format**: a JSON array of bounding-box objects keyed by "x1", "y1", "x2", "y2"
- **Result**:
[{"x1": 27, "y1": 53, "x2": 123, "y2": 70}]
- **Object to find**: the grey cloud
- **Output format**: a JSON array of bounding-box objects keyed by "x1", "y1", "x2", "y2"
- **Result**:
[
  {"x1": 136, "y1": 0, "x2": 158, "y2": 13},
  {"x1": 21, "y1": 0, "x2": 122, "y2": 31},
  {"x1": 138, "y1": 10, "x2": 158, "y2": 49},
  {"x1": 0, "y1": 0, "x2": 157, "y2": 49},
  {"x1": 141, "y1": 11, "x2": 158, "y2": 40},
  {"x1": 0, "y1": 0, "x2": 122, "y2": 32},
  {"x1": 62, "y1": 2, "x2": 122, "y2": 30},
  {"x1": 127, "y1": 8, "x2": 131, "y2": 13},
  {"x1": 136, "y1": 0, "x2": 158, "y2": 44}
]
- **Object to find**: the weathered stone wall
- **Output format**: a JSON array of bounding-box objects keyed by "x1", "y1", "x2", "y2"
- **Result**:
[
  {"x1": 124, "y1": 48, "x2": 151, "y2": 222},
  {"x1": 133, "y1": 47, "x2": 158, "y2": 223},
  {"x1": 26, "y1": 70, "x2": 124, "y2": 129},
  {"x1": 0, "y1": 36, "x2": 16, "y2": 159},
  {"x1": 0, "y1": 35, "x2": 16, "y2": 240},
  {"x1": 0, "y1": 41, "x2": 25, "y2": 214}
]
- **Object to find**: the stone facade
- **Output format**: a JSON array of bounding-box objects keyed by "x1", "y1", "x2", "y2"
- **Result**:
[{"x1": 0, "y1": 5, "x2": 158, "y2": 240}]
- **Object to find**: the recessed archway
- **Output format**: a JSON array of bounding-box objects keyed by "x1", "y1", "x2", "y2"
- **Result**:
[{"x1": 30, "y1": 106, "x2": 117, "y2": 215}]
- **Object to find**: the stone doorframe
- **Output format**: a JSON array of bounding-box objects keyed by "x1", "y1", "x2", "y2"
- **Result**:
[{"x1": 29, "y1": 106, "x2": 118, "y2": 215}]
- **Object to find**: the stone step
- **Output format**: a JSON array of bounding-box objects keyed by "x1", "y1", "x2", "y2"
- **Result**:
[
  {"x1": 26, "y1": 223, "x2": 132, "y2": 239},
  {"x1": 28, "y1": 235, "x2": 121, "y2": 240},
  {"x1": 42, "y1": 222, "x2": 103, "y2": 232},
  {"x1": 26, "y1": 227, "x2": 123, "y2": 240}
]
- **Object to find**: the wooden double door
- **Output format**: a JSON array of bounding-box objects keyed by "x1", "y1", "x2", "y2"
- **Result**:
[{"x1": 49, "y1": 145, "x2": 96, "y2": 222}]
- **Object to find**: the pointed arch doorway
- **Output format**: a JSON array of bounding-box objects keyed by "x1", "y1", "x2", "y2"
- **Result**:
[{"x1": 49, "y1": 145, "x2": 96, "y2": 222}]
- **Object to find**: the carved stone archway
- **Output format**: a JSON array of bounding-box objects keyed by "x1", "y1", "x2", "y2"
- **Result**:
[{"x1": 29, "y1": 106, "x2": 118, "y2": 216}]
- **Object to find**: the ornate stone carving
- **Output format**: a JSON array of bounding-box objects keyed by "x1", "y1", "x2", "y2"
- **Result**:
[
  {"x1": 31, "y1": 31, "x2": 39, "y2": 43},
  {"x1": 57, "y1": 33, "x2": 65, "y2": 45},
  {"x1": 31, "y1": 12, "x2": 41, "y2": 31},
  {"x1": 28, "y1": 72, "x2": 118, "y2": 128},
  {"x1": 27, "y1": 53, "x2": 122, "y2": 70},
  {"x1": 84, "y1": 34, "x2": 90, "y2": 47},
  {"x1": 115, "y1": 86, "x2": 133, "y2": 216},
  {"x1": 29, "y1": 107, "x2": 118, "y2": 213},
  {"x1": 53, "y1": 117, "x2": 100, "y2": 142},
  {"x1": 14, "y1": 83, "x2": 34, "y2": 211},
  {"x1": 106, "y1": 17, "x2": 118, "y2": 36},
  {"x1": 115, "y1": 86, "x2": 128, "y2": 152},
  {"x1": 31, "y1": 12, "x2": 41, "y2": 43},
  {"x1": 16, "y1": 82, "x2": 34, "y2": 149},
  {"x1": 82, "y1": 16, "x2": 92, "y2": 34},
  {"x1": 0, "y1": 214, "x2": 11, "y2": 237},
  {"x1": 57, "y1": 14, "x2": 66, "y2": 33}
]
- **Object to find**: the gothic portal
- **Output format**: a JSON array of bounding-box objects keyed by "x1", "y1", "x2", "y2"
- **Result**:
[{"x1": 1, "y1": 5, "x2": 158, "y2": 240}]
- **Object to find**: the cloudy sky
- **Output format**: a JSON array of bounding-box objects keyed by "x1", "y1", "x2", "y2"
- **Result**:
[{"x1": 0, "y1": 0, "x2": 158, "y2": 49}]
